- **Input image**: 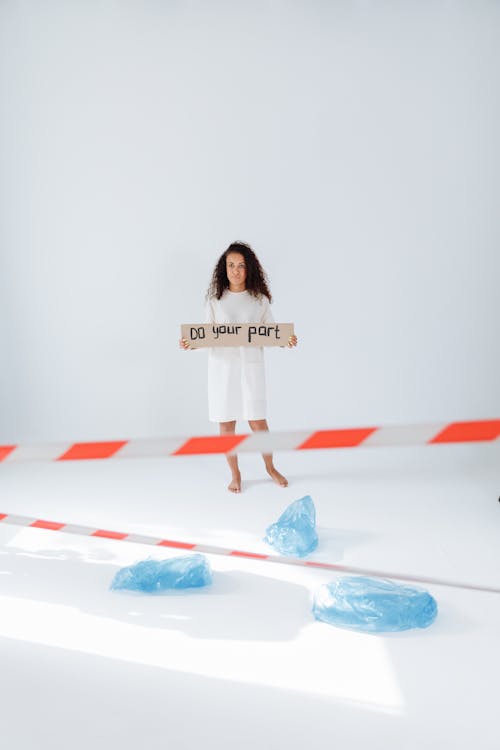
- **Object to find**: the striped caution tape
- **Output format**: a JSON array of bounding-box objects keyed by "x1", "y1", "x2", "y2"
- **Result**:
[
  {"x1": 1, "y1": 418, "x2": 499, "y2": 463},
  {"x1": 1, "y1": 511, "x2": 498, "y2": 594}
]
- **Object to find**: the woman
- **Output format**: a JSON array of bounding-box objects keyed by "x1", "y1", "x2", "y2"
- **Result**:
[{"x1": 180, "y1": 241, "x2": 298, "y2": 493}]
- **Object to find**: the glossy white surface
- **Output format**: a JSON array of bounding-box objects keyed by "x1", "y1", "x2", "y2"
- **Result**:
[{"x1": 1, "y1": 443, "x2": 499, "y2": 748}]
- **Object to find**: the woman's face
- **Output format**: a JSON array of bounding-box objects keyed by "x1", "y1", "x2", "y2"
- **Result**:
[{"x1": 226, "y1": 252, "x2": 247, "y2": 289}]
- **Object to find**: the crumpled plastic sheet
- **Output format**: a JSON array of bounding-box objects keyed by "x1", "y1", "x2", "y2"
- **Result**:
[
  {"x1": 110, "y1": 553, "x2": 212, "y2": 593},
  {"x1": 312, "y1": 576, "x2": 438, "y2": 632},
  {"x1": 264, "y1": 495, "x2": 318, "y2": 557}
]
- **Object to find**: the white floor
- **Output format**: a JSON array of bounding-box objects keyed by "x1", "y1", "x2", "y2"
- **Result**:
[{"x1": 0, "y1": 442, "x2": 499, "y2": 749}]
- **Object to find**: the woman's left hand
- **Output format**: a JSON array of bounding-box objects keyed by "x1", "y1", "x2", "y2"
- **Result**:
[{"x1": 288, "y1": 335, "x2": 298, "y2": 348}]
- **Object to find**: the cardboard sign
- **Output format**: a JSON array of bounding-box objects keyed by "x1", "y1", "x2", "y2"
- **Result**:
[{"x1": 181, "y1": 322, "x2": 295, "y2": 348}]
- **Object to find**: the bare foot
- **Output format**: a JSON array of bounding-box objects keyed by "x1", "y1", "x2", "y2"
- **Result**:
[
  {"x1": 267, "y1": 467, "x2": 288, "y2": 487},
  {"x1": 228, "y1": 473, "x2": 242, "y2": 493}
]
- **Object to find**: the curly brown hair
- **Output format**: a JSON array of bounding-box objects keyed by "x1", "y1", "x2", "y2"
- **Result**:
[{"x1": 207, "y1": 241, "x2": 272, "y2": 302}]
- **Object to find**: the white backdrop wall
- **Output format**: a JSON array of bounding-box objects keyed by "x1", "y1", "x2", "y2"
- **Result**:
[{"x1": 1, "y1": 0, "x2": 499, "y2": 442}]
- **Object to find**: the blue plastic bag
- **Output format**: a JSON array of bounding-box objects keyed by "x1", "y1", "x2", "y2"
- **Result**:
[
  {"x1": 264, "y1": 495, "x2": 318, "y2": 557},
  {"x1": 312, "y1": 576, "x2": 437, "y2": 632},
  {"x1": 110, "y1": 553, "x2": 212, "y2": 593}
]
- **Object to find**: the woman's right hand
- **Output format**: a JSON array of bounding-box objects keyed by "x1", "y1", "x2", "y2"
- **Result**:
[{"x1": 179, "y1": 337, "x2": 196, "y2": 350}]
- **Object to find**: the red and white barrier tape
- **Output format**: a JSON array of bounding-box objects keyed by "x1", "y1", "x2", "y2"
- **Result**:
[
  {"x1": 1, "y1": 511, "x2": 498, "y2": 594},
  {"x1": 1, "y1": 419, "x2": 499, "y2": 463}
]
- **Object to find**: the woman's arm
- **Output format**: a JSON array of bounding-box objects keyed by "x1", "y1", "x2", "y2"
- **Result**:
[{"x1": 262, "y1": 297, "x2": 298, "y2": 348}]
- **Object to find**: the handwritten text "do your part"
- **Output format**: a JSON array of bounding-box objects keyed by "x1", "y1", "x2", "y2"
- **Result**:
[{"x1": 190, "y1": 325, "x2": 283, "y2": 343}]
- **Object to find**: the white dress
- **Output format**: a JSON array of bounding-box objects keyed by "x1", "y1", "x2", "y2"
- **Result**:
[{"x1": 204, "y1": 290, "x2": 274, "y2": 423}]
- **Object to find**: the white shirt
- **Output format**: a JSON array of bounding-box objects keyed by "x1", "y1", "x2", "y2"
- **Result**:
[{"x1": 204, "y1": 290, "x2": 274, "y2": 422}]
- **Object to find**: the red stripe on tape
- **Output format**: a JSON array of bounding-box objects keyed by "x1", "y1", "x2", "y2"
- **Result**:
[
  {"x1": 429, "y1": 420, "x2": 500, "y2": 444},
  {"x1": 0, "y1": 446, "x2": 16, "y2": 462},
  {"x1": 31, "y1": 520, "x2": 66, "y2": 531},
  {"x1": 172, "y1": 434, "x2": 249, "y2": 455},
  {"x1": 2, "y1": 510, "x2": 500, "y2": 594},
  {"x1": 158, "y1": 539, "x2": 196, "y2": 549},
  {"x1": 92, "y1": 529, "x2": 129, "y2": 540},
  {"x1": 58, "y1": 441, "x2": 129, "y2": 461},
  {"x1": 297, "y1": 427, "x2": 377, "y2": 450},
  {"x1": 231, "y1": 550, "x2": 269, "y2": 560}
]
